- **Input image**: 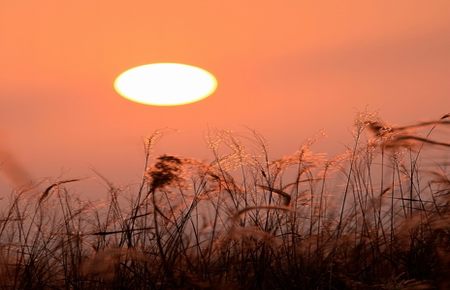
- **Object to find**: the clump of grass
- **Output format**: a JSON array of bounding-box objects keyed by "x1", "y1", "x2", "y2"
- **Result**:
[{"x1": 0, "y1": 113, "x2": 449, "y2": 289}]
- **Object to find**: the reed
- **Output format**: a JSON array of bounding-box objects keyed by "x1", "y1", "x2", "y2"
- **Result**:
[{"x1": 0, "y1": 113, "x2": 448, "y2": 289}]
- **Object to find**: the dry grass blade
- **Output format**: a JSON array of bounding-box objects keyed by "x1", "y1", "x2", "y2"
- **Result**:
[
  {"x1": 258, "y1": 184, "x2": 292, "y2": 205},
  {"x1": 232, "y1": 205, "x2": 292, "y2": 223},
  {"x1": 39, "y1": 178, "x2": 83, "y2": 204},
  {"x1": 392, "y1": 119, "x2": 450, "y2": 131},
  {"x1": 391, "y1": 135, "x2": 450, "y2": 147},
  {"x1": 89, "y1": 227, "x2": 154, "y2": 236}
]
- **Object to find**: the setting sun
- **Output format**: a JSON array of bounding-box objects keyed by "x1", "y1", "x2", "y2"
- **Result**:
[{"x1": 114, "y1": 63, "x2": 217, "y2": 106}]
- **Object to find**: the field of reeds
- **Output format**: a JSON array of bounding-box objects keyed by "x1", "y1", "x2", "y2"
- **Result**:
[{"x1": 0, "y1": 113, "x2": 449, "y2": 290}]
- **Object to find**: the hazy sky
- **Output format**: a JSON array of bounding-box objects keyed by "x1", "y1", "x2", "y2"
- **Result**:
[{"x1": 1, "y1": 1, "x2": 449, "y2": 195}]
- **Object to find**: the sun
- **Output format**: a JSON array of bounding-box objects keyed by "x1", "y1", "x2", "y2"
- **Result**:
[{"x1": 114, "y1": 63, "x2": 217, "y2": 106}]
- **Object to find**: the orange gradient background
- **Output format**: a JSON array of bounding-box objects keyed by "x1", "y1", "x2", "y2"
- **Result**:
[{"x1": 1, "y1": 1, "x2": 449, "y2": 195}]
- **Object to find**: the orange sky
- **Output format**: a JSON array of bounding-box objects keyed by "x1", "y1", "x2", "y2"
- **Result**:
[{"x1": 1, "y1": 1, "x2": 450, "y2": 195}]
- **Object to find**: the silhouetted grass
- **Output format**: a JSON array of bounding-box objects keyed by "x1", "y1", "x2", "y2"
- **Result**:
[{"x1": 0, "y1": 113, "x2": 449, "y2": 289}]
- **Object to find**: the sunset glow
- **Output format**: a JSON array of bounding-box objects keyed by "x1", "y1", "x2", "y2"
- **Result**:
[
  {"x1": 1, "y1": 1, "x2": 450, "y2": 288},
  {"x1": 114, "y1": 63, "x2": 217, "y2": 106}
]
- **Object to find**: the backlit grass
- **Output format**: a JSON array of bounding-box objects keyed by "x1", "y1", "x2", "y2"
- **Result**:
[{"x1": 0, "y1": 113, "x2": 449, "y2": 289}]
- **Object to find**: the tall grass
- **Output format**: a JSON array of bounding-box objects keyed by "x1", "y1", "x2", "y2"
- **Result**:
[{"x1": 0, "y1": 114, "x2": 449, "y2": 289}]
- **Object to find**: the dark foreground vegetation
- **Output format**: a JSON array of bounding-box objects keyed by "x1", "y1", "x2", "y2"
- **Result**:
[{"x1": 1, "y1": 113, "x2": 449, "y2": 289}]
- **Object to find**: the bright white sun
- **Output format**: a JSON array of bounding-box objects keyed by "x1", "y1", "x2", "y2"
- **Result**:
[{"x1": 114, "y1": 63, "x2": 217, "y2": 106}]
